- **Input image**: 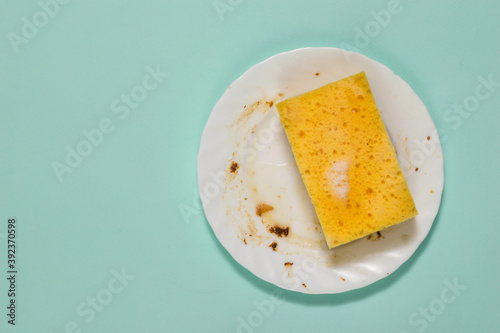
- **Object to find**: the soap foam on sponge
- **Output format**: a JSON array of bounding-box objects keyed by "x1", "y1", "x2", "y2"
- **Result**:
[
  {"x1": 276, "y1": 72, "x2": 418, "y2": 248},
  {"x1": 326, "y1": 160, "x2": 349, "y2": 200}
]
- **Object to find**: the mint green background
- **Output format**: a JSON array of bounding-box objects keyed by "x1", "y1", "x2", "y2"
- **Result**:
[{"x1": 1, "y1": 0, "x2": 499, "y2": 332}]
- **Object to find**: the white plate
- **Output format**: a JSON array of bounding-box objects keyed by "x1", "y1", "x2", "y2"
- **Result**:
[{"x1": 198, "y1": 47, "x2": 443, "y2": 294}]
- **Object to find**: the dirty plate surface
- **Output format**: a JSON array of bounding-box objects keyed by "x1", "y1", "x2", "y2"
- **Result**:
[{"x1": 198, "y1": 47, "x2": 444, "y2": 294}]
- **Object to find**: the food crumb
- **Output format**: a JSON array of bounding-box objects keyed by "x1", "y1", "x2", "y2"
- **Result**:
[
  {"x1": 368, "y1": 231, "x2": 384, "y2": 241},
  {"x1": 256, "y1": 203, "x2": 274, "y2": 216},
  {"x1": 267, "y1": 101, "x2": 274, "y2": 107},
  {"x1": 340, "y1": 277, "x2": 345, "y2": 281},
  {"x1": 284, "y1": 262, "x2": 293, "y2": 267},
  {"x1": 415, "y1": 167, "x2": 419, "y2": 171},
  {"x1": 430, "y1": 190, "x2": 434, "y2": 194},
  {"x1": 427, "y1": 136, "x2": 431, "y2": 140},
  {"x1": 268, "y1": 242, "x2": 277, "y2": 251},
  {"x1": 268, "y1": 225, "x2": 289, "y2": 237},
  {"x1": 315, "y1": 72, "x2": 320, "y2": 76},
  {"x1": 230, "y1": 161, "x2": 239, "y2": 173},
  {"x1": 302, "y1": 283, "x2": 307, "y2": 288},
  {"x1": 243, "y1": 238, "x2": 247, "y2": 245}
]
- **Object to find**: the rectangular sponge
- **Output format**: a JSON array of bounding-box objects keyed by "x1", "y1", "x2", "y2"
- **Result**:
[{"x1": 276, "y1": 72, "x2": 418, "y2": 248}]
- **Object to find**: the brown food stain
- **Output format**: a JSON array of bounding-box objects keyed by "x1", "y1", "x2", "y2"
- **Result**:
[
  {"x1": 401, "y1": 234, "x2": 410, "y2": 243},
  {"x1": 340, "y1": 277, "x2": 345, "y2": 281},
  {"x1": 301, "y1": 283, "x2": 311, "y2": 293},
  {"x1": 324, "y1": 250, "x2": 356, "y2": 267},
  {"x1": 402, "y1": 137, "x2": 410, "y2": 159},
  {"x1": 229, "y1": 161, "x2": 239, "y2": 173},
  {"x1": 256, "y1": 203, "x2": 274, "y2": 217},
  {"x1": 246, "y1": 218, "x2": 259, "y2": 240},
  {"x1": 269, "y1": 242, "x2": 277, "y2": 251},
  {"x1": 233, "y1": 100, "x2": 262, "y2": 127},
  {"x1": 315, "y1": 72, "x2": 320, "y2": 76},
  {"x1": 284, "y1": 262, "x2": 294, "y2": 278},
  {"x1": 367, "y1": 231, "x2": 384, "y2": 241},
  {"x1": 223, "y1": 95, "x2": 291, "y2": 250},
  {"x1": 268, "y1": 225, "x2": 289, "y2": 237},
  {"x1": 231, "y1": 96, "x2": 278, "y2": 128},
  {"x1": 415, "y1": 167, "x2": 419, "y2": 171}
]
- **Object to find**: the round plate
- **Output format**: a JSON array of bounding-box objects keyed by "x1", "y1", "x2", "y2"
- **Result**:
[{"x1": 198, "y1": 47, "x2": 443, "y2": 294}]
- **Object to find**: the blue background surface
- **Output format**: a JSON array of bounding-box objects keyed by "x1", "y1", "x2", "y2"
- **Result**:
[{"x1": 1, "y1": 0, "x2": 499, "y2": 332}]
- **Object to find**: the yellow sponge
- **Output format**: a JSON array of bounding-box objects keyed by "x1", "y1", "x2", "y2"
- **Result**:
[{"x1": 276, "y1": 72, "x2": 418, "y2": 248}]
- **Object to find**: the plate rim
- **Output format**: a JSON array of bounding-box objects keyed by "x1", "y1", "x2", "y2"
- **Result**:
[{"x1": 198, "y1": 46, "x2": 444, "y2": 294}]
